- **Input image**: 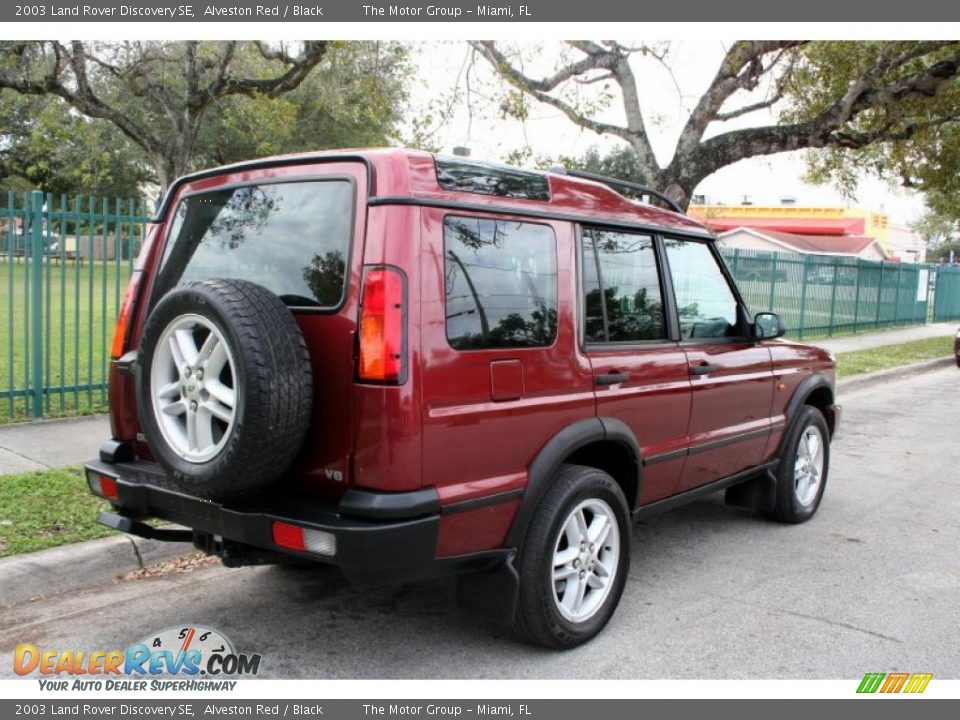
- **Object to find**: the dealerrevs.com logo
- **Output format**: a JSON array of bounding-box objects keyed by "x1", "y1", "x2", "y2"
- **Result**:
[
  {"x1": 857, "y1": 672, "x2": 933, "y2": 694},
  {"x1": 14, "y1": 625, "x2": 260, "y2": 691}
]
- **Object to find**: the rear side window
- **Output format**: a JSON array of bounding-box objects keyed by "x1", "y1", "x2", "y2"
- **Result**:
[
  {"x1": 582, "y1": 228, "x2": 665, "y2": 343},
  {"x1": 444, "y1": 216, "x2": 557, "y2": 350},
  {"x1": 155, "y1": 180, "x2": 353, "y2": 308}
]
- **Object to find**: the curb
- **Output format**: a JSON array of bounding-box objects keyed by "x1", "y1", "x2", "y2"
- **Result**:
[
  {"x1": 0, "y1": 530, "x2": 193, "y2": 606},
  {"x1": 838, "y1": 356, "x2": 956, "y2": 396}
]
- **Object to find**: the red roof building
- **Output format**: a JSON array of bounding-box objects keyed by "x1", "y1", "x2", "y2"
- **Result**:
[{"x1": 716, "y1": 227, "x2": 889, "y2": 261}]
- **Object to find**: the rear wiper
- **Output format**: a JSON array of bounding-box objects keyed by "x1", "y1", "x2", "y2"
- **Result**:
[{"x1": 278, "y1": 294, "x2": 323, "y2": 307}]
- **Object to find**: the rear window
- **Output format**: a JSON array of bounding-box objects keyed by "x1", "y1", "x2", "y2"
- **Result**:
[
  {"x1": 155, "y1": 180, "x2": 354, "y2": 308},
  {"x1": 444, "y1": 215, "x2": 557, "y2": 350}
]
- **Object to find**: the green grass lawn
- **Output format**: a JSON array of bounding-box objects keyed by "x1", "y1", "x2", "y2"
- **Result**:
[
  {"x1": 835, "y1": 336, "x2": 955, "y2": 378},
  {"x1": 0, "y1": 258, "x2": 132, "y2": 422},
  {"x1": 0, "y1": 466, "x2": 113, "y2": 556}
]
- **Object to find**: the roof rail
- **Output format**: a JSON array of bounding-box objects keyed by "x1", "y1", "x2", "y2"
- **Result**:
[{"x1": 549, "y1": 166, "x2": 684, "y2": 215}]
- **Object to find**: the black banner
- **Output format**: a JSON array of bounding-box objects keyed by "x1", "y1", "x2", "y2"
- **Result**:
[
  {"x1": 2, "y1": 0, "x2": 959, "y2": 22},
  {"x1": 2, "y1": 700, "x2": 960, "y2": 720}
]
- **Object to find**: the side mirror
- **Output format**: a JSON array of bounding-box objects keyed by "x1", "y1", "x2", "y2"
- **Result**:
[{"x1": 754, "y1": 312, "x2": 786, "y2": 340}]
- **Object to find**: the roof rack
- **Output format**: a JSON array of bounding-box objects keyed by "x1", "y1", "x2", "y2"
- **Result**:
[{"x1": 549, "y1": 166, "x2": 684, "y2": 215}]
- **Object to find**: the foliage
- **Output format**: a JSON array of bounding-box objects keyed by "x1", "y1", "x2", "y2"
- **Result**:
[
  {"x1": 471, "y1": 41, "x2": 960, "y2": 209},
  {"x1": 793, "y1": 42, "x2": 960, "y2": 216},
  {"x1": 194, "y1": 42, "x2": 410, "y2": 167},
  {"x1": 0, "y1": 91, "x2": 151, "y2": 197},
  {"x1": 835, "y1": 336, "x2": 954, "y2": 378},
  {"x1": 556, "y1": 145, "x2": 647, "y2": 184},
  {"x1": 927, "y1": 240, "x2": 960, "y2": 263},
  {"x1": 0, "y1": 466, "x2": 112, "y2": 556},
  {"x1": 0, "y1": 41, "x2": 411, "y2": 193}
]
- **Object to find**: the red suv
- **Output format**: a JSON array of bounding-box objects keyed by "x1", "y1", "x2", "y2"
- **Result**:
[{"x1": 85, "y1": 150, "x2": 840, "y2": 648}]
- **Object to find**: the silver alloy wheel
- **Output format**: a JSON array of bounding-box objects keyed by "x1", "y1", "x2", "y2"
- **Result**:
[
  {"x1": 794, "y1": 424, "x2": 825, "y2": 507},
  {"x1": 150, "y1": 313, "x2": 237, "y2": 464},
  {"x1": 551, "y1": 498, "x2": 621, "y2": 623}
]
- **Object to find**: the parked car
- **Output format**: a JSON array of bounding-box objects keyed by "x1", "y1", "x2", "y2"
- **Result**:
[
  {"x1": 84, "y1": 150, "x2": 840, "y2": 648},
  {"x1": 955, "y1": 327, "x2": 960, "y2": 367},
  {"x1": 733, "y1": 264, "x2": 788, "y2": 283},
  {"x1": 807, "y1": 266, "x2": 857, "y2": 286}
]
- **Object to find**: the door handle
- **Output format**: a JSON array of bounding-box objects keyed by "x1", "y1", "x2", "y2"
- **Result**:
[
  {"x1": 689, "y1": 363, "x2": 719, "y2": 377},
  {"x1": 595, "y1": 372, "x2": 630, "y2": 386}
]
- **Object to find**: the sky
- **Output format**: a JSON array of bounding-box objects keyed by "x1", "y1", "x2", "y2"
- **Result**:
[{"x1": 406, "y1": 41, "x2": 927, "y2": 228}]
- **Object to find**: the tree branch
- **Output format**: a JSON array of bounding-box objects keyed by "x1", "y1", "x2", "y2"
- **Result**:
[
  {"x1": 692, "y1": 53, "x2": 960, "y2": 183},
  {"x1": 212, "y1": 41, "x2": 330, "y2": 99},
  {"x1": 674, "y1": 41, "x2": 806, "y2": 163},
  {"x1": 470, "y1": 41, "x2": 660, "y2": 178}
]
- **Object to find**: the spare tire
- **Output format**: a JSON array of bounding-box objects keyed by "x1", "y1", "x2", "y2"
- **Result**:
[{"x1": 136, "y1": 279, "x2": 313, "y2": 499}]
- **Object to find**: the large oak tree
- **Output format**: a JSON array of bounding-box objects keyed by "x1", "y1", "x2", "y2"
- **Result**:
[{"x1": 471, "y1": 41, "x2": 960, "y2": 210}]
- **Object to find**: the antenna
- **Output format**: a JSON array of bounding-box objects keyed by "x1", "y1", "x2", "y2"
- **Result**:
[{"x1": 549, "y1": 167, "x2": 685, "y2": 215}]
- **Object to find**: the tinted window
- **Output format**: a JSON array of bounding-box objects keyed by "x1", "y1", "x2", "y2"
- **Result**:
[
  {"x1": 665, "y1": 239, "x2": 740, "y2": 339},
  {"x1": 156, "y1": 181, "x2": 353, "y2": 307},
  {"x1": 444, "y1": 216, "x2": 557, "y2": 350},
  {"x1": 582, "y1": 229, "x2": 665, "y2": 343},
  {"x1": 436, "y1": 156, "x2": 550, "y2": 200}
]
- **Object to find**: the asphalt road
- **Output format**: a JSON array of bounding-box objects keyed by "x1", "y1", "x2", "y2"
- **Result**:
[{"x1": 2, "y1": 367, "x2": 959, "y2": 679}]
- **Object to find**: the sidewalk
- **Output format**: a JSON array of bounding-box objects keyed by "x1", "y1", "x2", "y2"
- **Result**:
[
  {"x1": 809, "y1": 322, "x2": 956, "y2": 355},
  {"x1": 0, "y1": 414, "x2": 108, "y2": 474},
  {"x1": 0, "y1": 322, "x2": 956, "y2": 476}
]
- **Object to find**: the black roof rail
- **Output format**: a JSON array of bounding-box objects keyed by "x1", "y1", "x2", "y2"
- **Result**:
[{"x1": 549, "y1": 166, "x2": 684, "y2": 215}]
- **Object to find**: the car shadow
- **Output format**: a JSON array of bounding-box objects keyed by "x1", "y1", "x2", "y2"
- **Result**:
[{"x1": 212, "y1": 496, "x2": 770, "y2": 677}]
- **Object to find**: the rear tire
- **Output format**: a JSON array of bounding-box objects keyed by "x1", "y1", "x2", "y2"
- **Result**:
[
  {"x1": 765, "y1": 405, "x2": 830, "y2": 524},
  {"x1": 137, "y1": 279, "x2": 313, "y2": 500},
  {"x1": 512, "y1": 464, "x2": 630, "y2": 649}
]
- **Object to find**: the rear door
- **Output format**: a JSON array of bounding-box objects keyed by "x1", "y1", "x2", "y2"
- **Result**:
[
  {"x1": 581, "y1": 227, "x2": 691, "y2": 505},
  {"x1": 662, "y1": 237, "x2": 774, "y2": 492},
  {"x1": 419, "y1": 210, "x2": 596, "y2": 555}
]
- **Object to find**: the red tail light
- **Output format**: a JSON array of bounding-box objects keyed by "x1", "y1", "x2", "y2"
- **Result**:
[
  {"x1": 87, "y1": 470, "x2": 119, "y2": 501},
  {"x1": 357, "y1": 266, "x2": 407, "y2": 384},
  {"x1": 111, "y1": 271, "x2": 141, "y2": 359},
  {"x1": 271, "y1": 521, "x2": 306, "y2": 551},
  {"x1": 271, "y1": 521, "x2": 337, "y2": 556}
]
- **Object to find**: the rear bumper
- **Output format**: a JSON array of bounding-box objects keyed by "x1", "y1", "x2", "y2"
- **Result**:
[{"x1": 84, "y1": 458, "x2": 505, "y2": 586}]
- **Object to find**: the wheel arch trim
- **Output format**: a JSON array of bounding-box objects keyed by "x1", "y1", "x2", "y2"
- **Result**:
[
  {"x1": 505, "y1": 417, "x2": 642, "y2": 548},
  {"x1": 781, "y1": 373, "x2": 836, "y2": 447}
]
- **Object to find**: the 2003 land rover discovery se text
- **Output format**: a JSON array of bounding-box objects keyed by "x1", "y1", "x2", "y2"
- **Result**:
[{"x1": 84, "y1": 149, "x2": 840, "y2": 648}]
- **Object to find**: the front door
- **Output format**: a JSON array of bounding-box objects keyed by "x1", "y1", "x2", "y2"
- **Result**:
[{"x1": 662, "y1": 237, "x2": 774, "y2": 492}]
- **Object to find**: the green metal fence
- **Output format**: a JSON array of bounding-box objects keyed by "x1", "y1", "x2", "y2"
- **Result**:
[
  {"x1": 932, "y1": 264, "x2": 960, "y2": 322},
  {"x1": 719, "y1": 247, "x2": 946, "y2": 338},
  {"x1": 1, "y1": 190, "x2": 150, "y2": 421},
  {"x1": 2, "y1": 191, "x2": 960, "y2": 423}
]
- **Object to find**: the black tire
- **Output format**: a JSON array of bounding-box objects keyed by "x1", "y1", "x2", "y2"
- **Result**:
[
  {"x1": 137, "y1": 279, "x2": 313, "y2": 500},
  {"x1": 765, "y1": 405, "x2": 830, "y2": 524},
  {"x1": 513, "y1": 464, "x2": 630, "y2": 649}
]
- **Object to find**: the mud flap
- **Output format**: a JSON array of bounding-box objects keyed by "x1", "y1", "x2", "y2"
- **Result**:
[
  {"x1": 724, "y1": 467, "x2": 778, "y2": 513},
  {"x1": 455, "y1": 557, "x2": 519, "y2": 624}
]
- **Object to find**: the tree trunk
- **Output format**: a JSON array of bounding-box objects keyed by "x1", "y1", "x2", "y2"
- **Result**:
[{"x1": 151, "y1": 143, "x2": 195, "y2": 199}]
